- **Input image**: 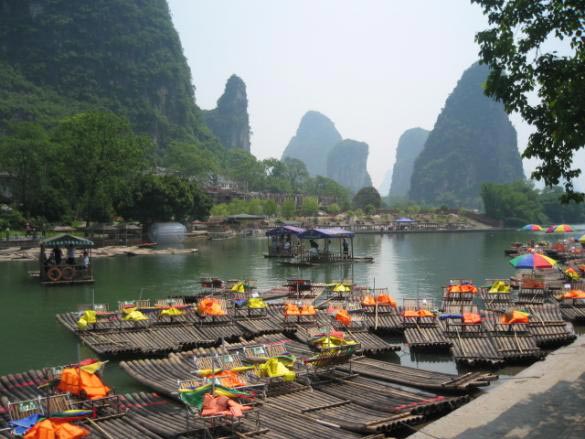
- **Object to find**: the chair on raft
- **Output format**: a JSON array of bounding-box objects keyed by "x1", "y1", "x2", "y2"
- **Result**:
[{"x1": 191, "y1": 352, "x2": 266, "y2": 397}]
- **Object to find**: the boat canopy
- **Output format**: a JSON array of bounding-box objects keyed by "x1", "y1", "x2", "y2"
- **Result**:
[
  {"x1": 298, "y1": 227, "x2": 354, "y2": 239},
  {"x1": 40, "y1": 233, "x2": 94, "y2": 248},
  {"x1": 396, "y1": 217, "x2": 416, "y2": 223},
  {"x1": 265, "y1": 225, "x2": 306, "y2": 237}
]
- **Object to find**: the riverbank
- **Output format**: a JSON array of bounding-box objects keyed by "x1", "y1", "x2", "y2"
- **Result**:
[
  {"x1": 0, "y1": 245, "x2": 197, "y2": 262},
  {"x1": 410, "y1": 335, "x2": 585, "y2": 439}
]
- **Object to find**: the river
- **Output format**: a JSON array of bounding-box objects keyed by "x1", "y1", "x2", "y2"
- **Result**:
[{"x1": 1, "y1": 229, "x2": 583, "y2": 391}]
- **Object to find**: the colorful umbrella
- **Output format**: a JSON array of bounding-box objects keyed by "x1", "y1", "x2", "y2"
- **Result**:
[
  {"x1": 509, "y1": 253, "x2": 557, "y2": 269},
  {"x1": 521, "y1": 224, "x2": 542, "y2": 231},
  {"x1": 547, "y1": 224, "x2": 573, "y2": 233},
  {"x1": 545, "y1": 225, "x2": 557, "y2": 233},
  {"x1": 578, "y1": 234, "x2": 585, "y2": 243}
]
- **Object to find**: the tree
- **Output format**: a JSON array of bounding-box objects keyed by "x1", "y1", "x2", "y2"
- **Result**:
[
  {"x1": 352, "y1": 187, "x2": 381, "y2": 210},
  {"x1": 473, "y1": 0, "x2": 585, "y2": 202},
  {"x1": 327, "y1": 203, "x2": 341, "y2": 215},
  {"x1": 0, "y1": 122, "x2": 68, "y2": 220},
  {"x1": 281, "y1": 198, "x2": 297, "y2": 219},
  {"x1": 263, "y1": 199, "x2": 278, "y2": 216},
  {"x1": 163, "y1": 140, "x2": 218, "y2": 179},
  {"x1": 53, "y1": 112, "x2": 153, "y2": 225},
  {"x1": 121, "y1": 175, "x2": 210, "y2": 224},
  {"x1": 301, "y1": 196, "x2": 319, "y2": 216},
  {"x1": 481, "y1": 181, "x2": 546, "y2": 226}
]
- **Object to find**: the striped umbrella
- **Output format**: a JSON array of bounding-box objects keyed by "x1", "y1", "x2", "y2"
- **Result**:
[
  {"x1": 521, "y1": 224, "x2": 542, "y2": 231},
  {"x1": 547, "y1": 224, "x2": 573, "y2": 233},
  {"x1": 509, "y1": 253, "x2": 557, "y2": 269}
]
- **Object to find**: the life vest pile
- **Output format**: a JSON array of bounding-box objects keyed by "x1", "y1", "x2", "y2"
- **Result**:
[
  {"x1": 201, "y1": 393, "x2": 252, "y2": 418},
  {"x1": 501, "y1": 310, "x2": 530, "y2": 324},
  {"x1": 463, "y1": 312, "x2": 481, "y2": 324},
  {"x1": 284, "y1": 303, "x2": 300, "y2": 316},
  {"x1": 76, "y1": 310, "x2": 97, "y2": 329},
  {"x1": 361, "y1": 293, "x2": 397, "y2": 308},
  {"x1": 121, "y1": 306, "x2": 148, "y2": 321},
  {"x1": 57, "y1": 367, "x2": 110, "y2": 400},
  {"x1": 23, "y1": 419, "x2": 89, "y2": 439},
  {"x1": 247, "y1": 297, "x2": 267, "y2": 309},
  {"x1": 335, "y1": 309, "x2": 352, "y2": 327},
  {"x1": 561, "y1": 290, "x2": 585, "y2": 299},
  {"x1": 447, "y1": 283, "x2": 478, "y2": 294},
  {"x1": 198, "y1": 298, "x2": 226, "y2": 316},
  {"x1": 488, "y1": 281, "x2": 511, "y2": 293},
  {"x1": 403, "y1": 309, "x2": 434, "y2": 318}
]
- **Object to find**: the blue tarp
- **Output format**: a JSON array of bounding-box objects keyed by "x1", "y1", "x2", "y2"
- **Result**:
[
  {"x1": 10, "y1": 413, "x2": 43, "y2": 435},
  {"x1": 298, "y1": 228, "x2": 354, "y2": 239},
  {"x1": 265, "y1": 225, "x2": 306, "y2": 237}
]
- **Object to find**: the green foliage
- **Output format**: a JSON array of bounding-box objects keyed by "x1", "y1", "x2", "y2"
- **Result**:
[
  {"x1": 326, "y1": 203, "x2": 340, "y2": 215},
  {"x1": 53, "y1": 112, "x2": 153, "y2": 224},
  {"x1": 163, "y1": 141, "x2": 219, "y2": 179},
  {"x1": 281, "y1": 199, "x2": 297, "y2": 219},
  {"x1": 540, "y1": 187, "x2": 585, "y2": 224},
  {"x1": 352, "y1": 187, "x2": 381, "y2": 210},
  {"x1": 301, "y1": 196, "x2": 319, "y2": 216},
  {"x1": 209, "y1": 198, "x2": 278, "y2": 217},
  {"x1": 473, "y1": 0, "x2": 585, "y2": 202},
  {"x1": 481, "y1": 181, "x2": 547, "y2": 226},
  {"x1": 0, "y1": 0, "x2": 218, "y2": 151},
  {"x1": 121, "y1": 174, "x2": 210, "y2": 224}
]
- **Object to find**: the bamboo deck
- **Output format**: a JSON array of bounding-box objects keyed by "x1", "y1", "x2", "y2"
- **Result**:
[{"x1": 337, "y1": 357, "x2": 497, "y2": 393}]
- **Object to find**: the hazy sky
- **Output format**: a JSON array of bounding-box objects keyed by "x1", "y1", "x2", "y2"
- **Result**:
[{"x1": 168, "y1": 0, "x2": 583, "y2": 191}]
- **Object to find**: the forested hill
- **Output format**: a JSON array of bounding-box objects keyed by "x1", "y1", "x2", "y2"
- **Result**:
[
  {"x1": 0, "y1": 0, "x2": 216, "y2": 150},
  {"x1": 409, "y1": 63, "x2": 525, "y2": 208}
]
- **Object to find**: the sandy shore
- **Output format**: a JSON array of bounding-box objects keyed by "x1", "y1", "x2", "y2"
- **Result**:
[{"x1": 0, "y1": 245, "x2": 197, "y2": 262}]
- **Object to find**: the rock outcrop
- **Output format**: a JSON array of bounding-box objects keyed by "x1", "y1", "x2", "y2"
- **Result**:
[
  {"x1": 326, "y1": 139, "x2": 372, "y2": 193},
  {"x1": 389, "y1": 128, "x2": 429, "y2": 198},
  {"x1": 409, "y1": 63, "x2": 524, "y2": 208},
  {"x1": 203, "y1": 75, "x2": 251, "y2": 152},
  {"x1": 282, "y1": 111, "x2": 342, "y2": 176}
]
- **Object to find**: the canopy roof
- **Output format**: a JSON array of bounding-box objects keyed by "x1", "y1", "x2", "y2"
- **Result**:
[
  {"x1": 40, "y1": 233, "x2": 94, "y2": 248},
  {"x1": 226, "y1": 213, "x2": 265, "y2": 220},
  {"x1": 265, "y1": 225, "x2": 306, "y2": 236},
  {"x1": 396, "y1": 217, "x2": 416, "y2": 223},
  {"x1": 298, "y1": 227, "x2": 354, "y2": 239}
]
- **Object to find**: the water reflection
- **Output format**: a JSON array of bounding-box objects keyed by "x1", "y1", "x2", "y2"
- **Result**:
[{"x1": 0, "y1": 230, "x2": 574, "y2": 388}]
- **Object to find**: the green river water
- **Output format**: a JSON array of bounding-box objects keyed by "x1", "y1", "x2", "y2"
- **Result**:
[{"x1": 1, "y1": 229, "x2": 583, "y2": 392}]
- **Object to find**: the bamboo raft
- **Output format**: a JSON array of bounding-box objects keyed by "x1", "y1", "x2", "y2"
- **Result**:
[
  {"x1": 403, "y1": 318, "x2": 452, "y2": 351},
  {"x1": 362, "y1": 307, "x2": 404, "y2": 333},
  {"x1": 337, "y1": 357, "x2": 497, "y2": 393},
  {"x1": 521, "y1": 304, "x2": 576, "y2": 347},
  {"x1": 264, "y1": 385, "x2": 422, "y2": 433},
  {"x1": 0, "y1": 366, "x2": 208, "y2": 438},
  {"x1": 313, "y1": 373, "x2": 469, "y2": 417},
  {"x1": 480, "y1": 311, "x2": 544, "y2": 362},
  {"x1": 439, "y1": 320, "x2": 504, "y2": 367}
]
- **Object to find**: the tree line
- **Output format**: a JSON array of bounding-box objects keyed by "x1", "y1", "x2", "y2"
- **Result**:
[
  {"x1": 481, "y1": 181, "x2": 585, "y2": 227},
  {"x1": 0, "y1": 111, "x2": 352, "y2": 229}
]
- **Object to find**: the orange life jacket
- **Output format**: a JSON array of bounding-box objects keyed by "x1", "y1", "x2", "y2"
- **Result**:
[
  {"x1": 335, "y1": 309, "x2": 352, "y2": 326},
  {"x1": 198, "y1": 298, "x2": 226, "y2": 316},
  {"x1": 57, "y1": 368, "x2": 110, "y2": 400},
  {"x1": 463, "y1": 312, "x2": 481, "y2": 324},
  {"x1": 284, "y1": 303, "x2": 300, "y2": 316}
]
